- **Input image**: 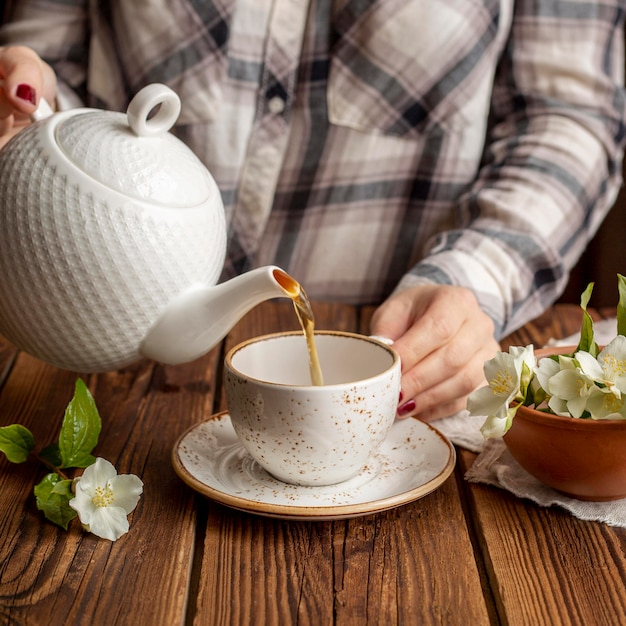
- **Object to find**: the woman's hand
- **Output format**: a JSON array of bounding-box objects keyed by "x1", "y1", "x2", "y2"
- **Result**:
[
  {"x1": 0, "y1": 45, "x2": 57, "y2": 149},
  {"x1": 370, "y1": 284, "x2": 500, "y2": 421}
]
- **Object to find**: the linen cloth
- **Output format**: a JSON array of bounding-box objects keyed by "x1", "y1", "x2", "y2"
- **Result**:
[
  {"x1": 437, "y1": 318, "x2": 626, "y2": 526},
  {"x1": 1, "y1": 1, "x2": 625, "y2": 340}
]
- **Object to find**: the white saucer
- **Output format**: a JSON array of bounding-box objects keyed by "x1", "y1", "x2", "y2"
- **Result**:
[{"x1": 171, "y1": 411, "x2": 456, "y2": 520}]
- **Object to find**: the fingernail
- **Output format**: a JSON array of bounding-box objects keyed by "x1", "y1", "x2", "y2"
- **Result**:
[
  {"x1": 398, "y1": 390, "x2": 404, "y2": 403},
  {"x1": 397, "y1": 399, "x2": 416, "y2": 416},
  {"x1": 16, "y1": 84, "x2": 36, "y2": 105}
]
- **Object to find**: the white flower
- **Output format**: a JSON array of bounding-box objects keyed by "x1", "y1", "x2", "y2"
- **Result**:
[
  {"x1": 539, "y1": 338, "x2": 626, "y2": 418},
  {"x1": 467, "y1": 345, "x2": 535, "y2": 438},
  {"x1": 544, "y1": 355, "x2": 598, "y2": 418},
  {"x1": 467, "y1": 345, "x2": 535, "y2": 419},
  {"x1": 69, "y1": 458, "x2": 143, "y2": 541},
  {"x1": 479, "y1": 406, "x2": 519, "y2": 439},
  {"x1": 466, "y1": 276, "x2": 626, "y2": 437},
  {"x1": 585, "y1": 385, "x2": 626, "y2": 420},
  {"x1": 581, "y1": 335, "x2": 626, "y2": 396},
  {"x1": 533, "y1": 354, "x2": 561, "y2": 395}
]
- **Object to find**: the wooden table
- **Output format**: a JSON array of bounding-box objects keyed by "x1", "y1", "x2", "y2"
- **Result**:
[{"x1": 1, "y1": 301, "x2": 625, "y2": 625}]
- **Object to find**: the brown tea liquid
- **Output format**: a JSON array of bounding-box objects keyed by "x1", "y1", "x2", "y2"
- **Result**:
[{"x1": 273, "y1": 270, "x2": 324, "y2": 386}]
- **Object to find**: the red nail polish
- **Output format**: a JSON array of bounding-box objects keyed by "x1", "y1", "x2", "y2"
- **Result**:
[
  {"x1": 16, "y1": 84, "x2": 36, "y2": 105},
  {"x1": 397, "y1": 399, "x2": 416, "y2": 416},
  {"x1": 398, "y1": 390, "x2": 404, "y2": 403}
]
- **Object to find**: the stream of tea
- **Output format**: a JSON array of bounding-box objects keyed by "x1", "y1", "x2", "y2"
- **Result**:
[
  {"x1": 273, "y1": 270, "x2": 324, "y2": 386},
  {"x1": 291, "y1": 286, "x2": 324, "y2": 386}
]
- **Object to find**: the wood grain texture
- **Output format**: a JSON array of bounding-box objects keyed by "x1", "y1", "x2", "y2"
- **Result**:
[
  {"x1": 2, "y1": 304, "x2": 626, "y2": 625},
  {"x1": 0, "y1": 347, "x2": 220, "y2": 625}
]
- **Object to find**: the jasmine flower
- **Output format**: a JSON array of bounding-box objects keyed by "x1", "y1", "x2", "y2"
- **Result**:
[{"x1": 70, "y1": 458, "x2": 143, "y2": 541}]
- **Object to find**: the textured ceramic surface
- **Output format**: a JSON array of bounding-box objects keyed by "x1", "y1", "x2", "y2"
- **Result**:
[
  {"x1": 0, "y1": 84, "x2": 226, "y2": 372},
  {"x1": 172, "y1": 411, "x2": 456, "y2": 520},
  {"x1": 224, "y1": 332, "x2": 402, "y2": 486},
  {"x1": 503, "y1": 346, "x2": 626, "y2": 501}
]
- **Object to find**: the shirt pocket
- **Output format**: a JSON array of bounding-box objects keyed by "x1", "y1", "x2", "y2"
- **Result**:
[{"x1": 328, "y1": 0, "x2": 503, "y2": 138}]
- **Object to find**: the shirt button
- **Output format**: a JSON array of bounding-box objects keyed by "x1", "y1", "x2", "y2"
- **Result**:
[{"x1": 268, "y1": 96, "x2": 286, "y2": 114}]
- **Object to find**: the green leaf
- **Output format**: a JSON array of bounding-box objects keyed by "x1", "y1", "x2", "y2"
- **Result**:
[
  {"x1": 531, "y1": 385, "x2": 547, "y2": 408},
  {"x1": 518, "y1": 361, "x2": 533, "y2": 398},
  {"x1": 40, "y1": 443, "x2": 62, "y2": 468},
  {"x1": 0, "y1": 424, "x2": 35, "y2": 463},
  {"x1": 34, "y1": 473, "x2": 77, "y2": 530},
  {"x1": 59, "y1": 379, "x2": 102, "y2": 469},
  {"x1": 617, "y1": 274, "x2": 626, "y2": 337},
  {"x1": 51, "y1": 479, "x2": 74, "y2": 496},
  {"x1": 576, "y1": 282, "x2": 599, "y2": 357}
]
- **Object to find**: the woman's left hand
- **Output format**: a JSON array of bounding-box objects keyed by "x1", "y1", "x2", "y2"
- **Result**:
[{"x1": 370, "y1": 284, "x2": 500, "y2": 421}]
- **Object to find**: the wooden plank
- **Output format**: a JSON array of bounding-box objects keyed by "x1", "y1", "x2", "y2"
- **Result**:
[
  {"x1": 329, "y1": 480, "x2": 493, "y2": 625},
  {"x1": 358, "y1": 306, "x2": 495, "y2": 625},
  {"x1": 459, "y1": 470, "x2": 626, "y2": 626},
  {"x1": 0, "y1": 343, "x2": 221, "y2": 625},
  {"x1": 460, "y1": 306, "x2": 626, "y2": 626},
  {"x1": 191, "y1": 302, "x2": 492, "y2": 625}
]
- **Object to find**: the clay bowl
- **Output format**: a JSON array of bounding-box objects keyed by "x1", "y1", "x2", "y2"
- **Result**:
[{"x1": 503, "y1": 346, "x2": 626, "y2": 501}]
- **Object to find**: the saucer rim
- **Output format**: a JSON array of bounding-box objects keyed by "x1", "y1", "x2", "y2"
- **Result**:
[{"x1": 171, "y1": 411, "x2": 456, "y2": 520}]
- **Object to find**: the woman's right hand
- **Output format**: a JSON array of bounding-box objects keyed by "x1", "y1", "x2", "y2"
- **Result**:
[{"x1": 0, "y1": 45, "x2": 57, "y2": 149}]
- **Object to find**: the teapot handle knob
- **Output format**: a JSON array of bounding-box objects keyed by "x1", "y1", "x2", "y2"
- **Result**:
[{"x1": 127, "y1": 83, "x2": 181, "y2": 137}]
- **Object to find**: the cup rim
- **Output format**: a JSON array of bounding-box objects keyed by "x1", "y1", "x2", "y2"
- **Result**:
[{"x1": 224, "y1": 330, "x2": 400, "y2": 389}]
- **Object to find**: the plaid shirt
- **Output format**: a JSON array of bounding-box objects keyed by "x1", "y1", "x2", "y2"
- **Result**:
[{"x1": 1, "y1": 0, "x2": 625, "y2": 338}]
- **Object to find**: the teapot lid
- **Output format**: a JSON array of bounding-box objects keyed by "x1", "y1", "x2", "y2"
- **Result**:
[{"x1": 53, "y1": 84, "x2": 212, "y2": 207}]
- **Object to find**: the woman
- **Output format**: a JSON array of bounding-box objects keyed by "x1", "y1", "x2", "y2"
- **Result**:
[{"x1": 0, "y1": 0, "x2": 624, "y2": 421}]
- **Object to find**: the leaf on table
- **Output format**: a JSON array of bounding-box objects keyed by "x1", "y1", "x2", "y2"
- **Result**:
[
  {"x1": 59, "y1": 378, "x2": 102, "y2": 469},
  {"x1": 0, "y1": 424, "x2": 35, "y2": 463},
  {"x1": 40, "y1": 443, "x2": 63, "y2": 468},
  {"x1": 34, "y1": 473, "x2": 77, "y2": 529}
]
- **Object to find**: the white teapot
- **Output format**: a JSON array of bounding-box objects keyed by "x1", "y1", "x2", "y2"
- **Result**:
[{"x1": 0, "y1": 84, "x2": 298, "y2": 372}]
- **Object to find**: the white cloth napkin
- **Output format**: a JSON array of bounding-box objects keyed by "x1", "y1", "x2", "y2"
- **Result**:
[{"x1": 435, "y1": 318, "x2": 626, "y2": 527}]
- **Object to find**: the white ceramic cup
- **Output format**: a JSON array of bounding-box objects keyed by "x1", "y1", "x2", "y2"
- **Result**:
[{"x1": 224, "y1": 331, "x2": 401, "y2": 486}]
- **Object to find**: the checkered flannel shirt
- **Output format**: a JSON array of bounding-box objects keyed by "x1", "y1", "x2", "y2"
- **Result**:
[{"x1": 2, "y1": 0, "x2": 625, "y2": 337}]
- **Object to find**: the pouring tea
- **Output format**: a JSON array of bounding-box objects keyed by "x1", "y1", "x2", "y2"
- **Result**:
[{"x1": 0, "y1": 83, "x2": 312, "y2": 373}]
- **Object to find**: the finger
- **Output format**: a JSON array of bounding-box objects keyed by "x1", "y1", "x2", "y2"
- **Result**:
[
  {"x1": 0, "y1": 46, "x2": 49, "y2": 114},
  {"x1": 400, "y1": 361, "x2": 482, "y2": 414},
  {"x1": 401, "y1": 323, "x2": 496, "y2": 396},
  {"x1": 0, "y1": 79, "x2": 38, "y2": 115},
  {"x1": 398, "y1": 334, "x2": 499, "y2": 419},
  {"x1": 0, "y1": 80, "x2": 12, "y2": 117},
  {"x1": 370, "y1": 293, "x2": 415, "y2": 343},
  {"x1": 391, "y1": 287, "x2": 483, "y2": 368},
  {"x1": 0, "y1": 113, "x2": 14, "y2": 137},
  {"x1": 414, "y1": 397, "x2": 469, "y2": 422}
]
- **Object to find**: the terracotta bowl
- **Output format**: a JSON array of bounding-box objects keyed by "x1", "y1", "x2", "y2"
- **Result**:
[{"x1": 502, "y1": 346, "x2": 626, "y2": 501}]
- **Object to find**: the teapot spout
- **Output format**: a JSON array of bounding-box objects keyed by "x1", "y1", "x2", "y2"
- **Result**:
[{"x1": 139, "y1": 266, "x2": 300, "y2": 365}]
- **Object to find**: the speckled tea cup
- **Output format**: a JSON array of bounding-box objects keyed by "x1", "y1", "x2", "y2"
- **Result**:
[{"x1": 224, "y1": 331, "x2": 401, "y2": 486}]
